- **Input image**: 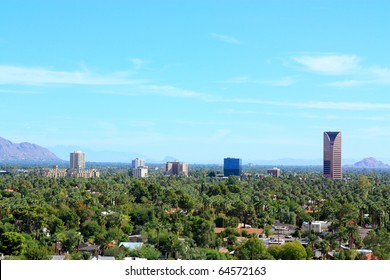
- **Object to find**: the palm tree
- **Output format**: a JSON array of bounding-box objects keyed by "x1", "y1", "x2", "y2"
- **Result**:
[
  {"x1": 318, "y1": 240, "x2": 330, "y2": 259},
  {"x1": 308, "y1": 233, "x2": 319, "y2": 251},
  {"x1": 346, "y1": 224, "x2": 359, "y2": 249}
]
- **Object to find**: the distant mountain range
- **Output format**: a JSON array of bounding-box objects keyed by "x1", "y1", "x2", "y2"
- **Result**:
[
  {"x1": 349, "y1": 157, "x2": 390, "y2": 169},
  {"x1": 0, "y1": 136, "x2": 61, "y2": 162},
  {"x1": 1, "y1": 136, "x2": 390, "y2": 167}
]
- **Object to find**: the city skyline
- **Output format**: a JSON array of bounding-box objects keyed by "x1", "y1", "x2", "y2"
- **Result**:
[{"x1": 1, "y1": 1, "x2": 390, "y2": 163}]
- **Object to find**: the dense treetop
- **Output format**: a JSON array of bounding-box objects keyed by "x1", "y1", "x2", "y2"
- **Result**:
[{"x1": 0, "y1": 165, "x2": 389, "y2": 260}]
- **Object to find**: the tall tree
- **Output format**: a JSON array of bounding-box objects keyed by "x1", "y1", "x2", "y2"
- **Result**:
[
  {"x1": 235, "y1": 238, "x2": 271, "y2": 260},
  {"x1": 0, "y1": 232, "x2": 26, "y2": 256}
]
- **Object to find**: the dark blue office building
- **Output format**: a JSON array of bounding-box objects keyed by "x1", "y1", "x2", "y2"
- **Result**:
[{"x1": 224, "y1": 157, "x2": 242, "y2": 176}]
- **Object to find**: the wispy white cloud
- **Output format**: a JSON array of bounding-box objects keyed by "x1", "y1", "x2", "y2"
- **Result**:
[
  {"x1": 266, "y1": 77, "x2": 295, "y2": 86},
  {"x1": 227, "y1": 97, "x2": 390, "y2": 110},
  {"x1": 325, "y1": 66, "x2": 390, "y2": 87},
  {"x1": 293, "y1": 54, "x2": 360, "y2": 74},
  {"x1": 222, "y1": 76, "x2": 294, "y2": 86},
  {"x1": 94, "y1": 84, "x2": 217, "y2": 101},
  {"x1": 173, "y1": 120, "x2": 223, "y2": 126},
  {"x1": 0, "y1": 65, "x2": 145, "y2": 85},
  {"x1": 211, "y1": 129, "x2": 231, "y2": 140},
  {"x1": 0, "y1": 89, "x2": 39, "y2": 94},
  {"x1": 95, "y1": 121, "x2": 118, "y2": 134},
  {"x1": 126, "y1": 120, "x2": 156, "y2": 127},
  {"x1": 318, "y1": 101, "x2": 389, "y2": 111},
  {"x1": 370, "y1": 66, "x2": 390, "y2": 78},
  {"x1": 368, "y1": 66, "x2": 390, "y2": 84},
  {"x1": 129, "y1": 57, "x2": 148, "y2": 71},
  {"x1": 138, "y1": 84, "x2": 218, "y2": 101},
  {"x1": 325, "y1": 80, "x2": 364, "y2": 87},
  {"x1": 358, "y1": 127, "x2": 390, "y2": 138},
  {"x1": 220, "y1": 109, "x2": 257, "y2": 115},
  {"x1": 211, "y1": 33, "x2": 243, "y2": 45},
  {"x1": 222, "y1": 76, "x2": 251, "y2": 84},
  {"x1": 292, "y1": 54, "x2": 390, "y2": 87},
  {"x1": 297, "y1": 101, "x2": 390, "y2": 110},
  {"x1": 326, "y1": 115, "x2": 389, "y2": 121}
]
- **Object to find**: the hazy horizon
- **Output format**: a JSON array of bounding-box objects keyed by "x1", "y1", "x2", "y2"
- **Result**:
[{"x1": 1, "y1": 1, "x2": 389, "y2": 163}]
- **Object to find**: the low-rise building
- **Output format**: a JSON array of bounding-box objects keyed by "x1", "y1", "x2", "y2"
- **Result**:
[
  {"x1": 132, "y1": 166, "x2": 148, "y2": 178},
  {"x1": 267, "y1": 167, "x2": 281, "y2": 178},
  {"x1": 302, "y1": 221, "x2": 331, "y2": 233},
  {"x1": 39, "y1": 165, "x2": 100, "y2": 178}
]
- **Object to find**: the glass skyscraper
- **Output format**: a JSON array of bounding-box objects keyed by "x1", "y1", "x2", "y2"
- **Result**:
[
  {"x1": 224, "y1": 157, "x2": 242, "y2": 177},
  {"x1": 323, "y1": 131, "x2": 342, "y2": 180}
]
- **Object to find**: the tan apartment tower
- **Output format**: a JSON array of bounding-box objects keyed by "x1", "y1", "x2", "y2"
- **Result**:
[
  {"x1": 70, "y1": 150, "x2": 85, "y2": 169},
  {"x1": 165, "y1": 161, "x2": 188, "y2": 176},
  {"x1": 323, "y1": 132, "x2": 342, "y2": 180}
]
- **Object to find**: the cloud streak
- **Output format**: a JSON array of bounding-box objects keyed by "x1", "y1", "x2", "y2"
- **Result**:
[
  {"x1": 139, "y1": 85, "x2": 217, "y2": 101},
  {"x1": 211, "y1": 33, "x2": 243, "y2": 45},
  {"x1": 292, "y1": 54, "x2": 390, "y2": 87},
  {"x1": 325, "y1": 66, "x2": 390, "y2": 87},
  {"x1": 222, "y1": 76, "x2": 295, "y2": 86},
  {"x1": 228, "y1": 98, "x2": 390, "y2": 110},
  {"x1": 0, "y1": 65, "x2": 145, "y2": 85},
  {"x1": 2, "y1": 65, "x2": 388, "y2": 112},
  {"x1": 293, "y1": 54, "x2": 360, "y2": 74}
]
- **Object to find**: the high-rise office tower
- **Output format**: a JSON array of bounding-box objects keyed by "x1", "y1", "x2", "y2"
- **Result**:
[
  {"x1": 224, "y1": 157, "x2": 242, "y2": 176},
  {"x1": 132, "y1": 158, "x2": 145, "y2": 169},
  {"x1": 323, "y1": 131, "x2": 342, "y2": 180},
  {"x1": 70, "y1": 150, "x2": 85, "y2": 169}
]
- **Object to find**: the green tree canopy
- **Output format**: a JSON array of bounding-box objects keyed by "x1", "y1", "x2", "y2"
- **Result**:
[
  {"x1": 235, "y1": 238, "x2": 272, "y2": 260},
  {"x1": 0, "y1": 232, "x2": 26, "y2": 256},
  {"x1": 363, "y1": 229, "x2": 390, "y2": 260},
  {"x1": 279, "y1": 241, "x2": 307, "y2": 260}
]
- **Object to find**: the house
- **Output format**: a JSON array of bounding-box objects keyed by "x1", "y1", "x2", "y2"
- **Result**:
[
  {"x1": 78, "y1": 243, "x2": 101, "y2": 254},
  {"x1": 119, "y1": 242, "x2": 144, "y2": 251},
  {"x1": 356, "y1": 249, "x2": 378, "y2": 260},
  {"x1": 128, "y1": 235, "x2": 147, "y2": 243},
  {"x1": 302, "y1": 221, "x2": 331, "y2": 233},
  {"x1": 313, "y1": 250, "x2": 336, "y2": 259}
]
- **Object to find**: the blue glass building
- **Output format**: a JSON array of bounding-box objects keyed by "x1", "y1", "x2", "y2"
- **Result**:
[{"x1": 224, "y1": 157, "x2": 242, "y2": 176}]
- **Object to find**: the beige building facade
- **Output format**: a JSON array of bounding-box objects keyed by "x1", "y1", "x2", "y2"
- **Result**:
[
  {"x1": 165, "y1": 161, "x2": 188, "y2": 176},
  {"x1": 70, "y1": 150, "x2": 85, "y2": 169}
]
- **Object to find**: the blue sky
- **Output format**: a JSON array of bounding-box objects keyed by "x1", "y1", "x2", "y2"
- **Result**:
[{"x1": 1, "y1": 0, "x2": 389, "y2": 163}]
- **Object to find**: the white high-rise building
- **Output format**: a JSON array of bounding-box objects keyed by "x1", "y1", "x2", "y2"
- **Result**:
[
  {"x1": 132, "y1": 158, "x2": 148, "y2": 178},
  {"x1": 132, "y1": 158, "x2": 145, "y2": 169},
  {"x1": 70, "y1": 151, "x2": 85, "y2": 169}
]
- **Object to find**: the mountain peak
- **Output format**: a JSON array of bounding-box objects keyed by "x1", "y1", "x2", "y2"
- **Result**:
[
  {"x1": 353, "y1": 157, "x2": 390, "y2": 169},
  {"x1": 0, "y1": 136, "x2": 61, "y2": 162}
]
